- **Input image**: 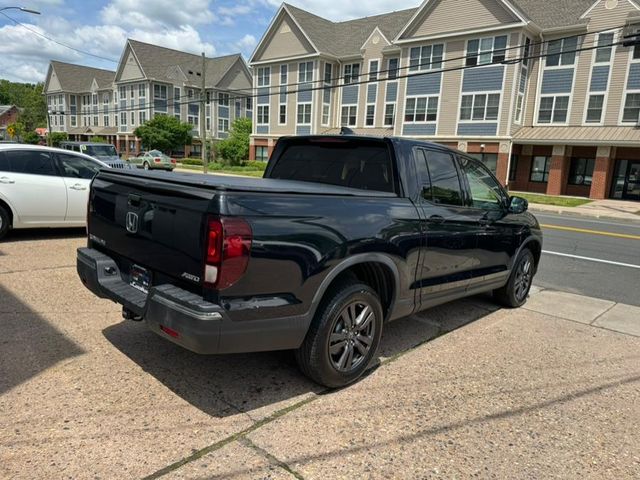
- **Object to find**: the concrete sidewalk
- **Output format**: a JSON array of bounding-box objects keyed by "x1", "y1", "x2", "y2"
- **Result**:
[
  {"x1": 528, "y1": 198, "x2": 640, "y2": 221},
  {"x1": 1, "y1": 234, "x2": 639, "y2": 479}
]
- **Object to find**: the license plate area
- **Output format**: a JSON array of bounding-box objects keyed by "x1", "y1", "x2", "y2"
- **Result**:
[{"x1": 130, "y1": 264, "x2": 151, "y2": 294}]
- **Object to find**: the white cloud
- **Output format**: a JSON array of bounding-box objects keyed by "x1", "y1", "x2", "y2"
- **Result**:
[
  {"x1": 229, "y1": 33, "x2": 257, "y2": 57},
  {"x1": 101, "y1": 0, "x2": 215, "y2": 30},
  {"x1": 262, "y1": 0, "x2": 419, "y2": 21}
]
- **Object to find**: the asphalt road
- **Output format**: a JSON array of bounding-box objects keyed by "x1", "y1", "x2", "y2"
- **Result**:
[{"x1": 532, "y1": 211, "x2": 640, "y2": 306}]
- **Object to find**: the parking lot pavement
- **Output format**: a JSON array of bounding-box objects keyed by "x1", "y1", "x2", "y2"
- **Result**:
[{"x1": 1, "y1": 232, "x2": 639, "y2": 479}]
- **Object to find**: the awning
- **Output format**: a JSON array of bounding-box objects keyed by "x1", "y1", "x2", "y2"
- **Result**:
[{"x1": 513, "y1": 126, "x2": 640, "y2": 146}]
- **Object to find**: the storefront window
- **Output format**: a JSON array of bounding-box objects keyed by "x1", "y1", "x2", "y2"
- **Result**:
[
  {"x1": 529, "y1": 156, "x2": 550, "y2": 182},
  {"x1": 256, "y1": 146, "x2": 269, "y2": 162},
  {"x1": 568, "y1": 158, "x2": 595, "y2": 186}
]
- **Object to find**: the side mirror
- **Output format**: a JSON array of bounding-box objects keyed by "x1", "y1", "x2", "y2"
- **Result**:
[{"x1": 509, "y1": 196, "x2": 528, "y2": 214}]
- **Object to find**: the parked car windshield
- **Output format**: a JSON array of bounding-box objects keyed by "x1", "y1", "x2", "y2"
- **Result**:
[
  {"x1": 82, "y1": 145, "x2": 118, "y2": 157},
  {"x1": 148, "y1": 150, "x2": 166, "y2": 157},
  {"x1": 270, "y1": 138, "x2": 395, "y2": 193}
]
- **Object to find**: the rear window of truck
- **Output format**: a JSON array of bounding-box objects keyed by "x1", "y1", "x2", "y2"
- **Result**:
[{"x1": 269, "y1": 138, "x2": 395, "y2": 193}]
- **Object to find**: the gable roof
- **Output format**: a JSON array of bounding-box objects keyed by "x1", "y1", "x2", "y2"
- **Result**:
[
  {"x1": 511, "y1": 0, "x2": 593, "y2": 29},
  {"x1": 126, "y1": 39, "x2": 250, "y2": 88},
  {"x1": 0, "y1": 105, "x2": 18, "y2": 117},
  {"x1": 49, "y1": 61, "x2": 115, "y2": 93},
  {"x1": 284, "y1": 3, "x2": 417, "y2": 58}
]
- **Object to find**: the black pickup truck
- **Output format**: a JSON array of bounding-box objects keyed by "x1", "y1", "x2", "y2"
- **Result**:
[{"x1": 77, "y1": 135, "x2": 542, "y2": 387}]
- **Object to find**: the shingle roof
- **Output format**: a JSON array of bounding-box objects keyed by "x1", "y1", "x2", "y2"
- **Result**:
[
  {"x1": 49, "y1": 61, "x2": 115, "y2": 93},
  {"x1": 511, "y1": 0, "x2": 594, "y2": 29},
  {"x1": 127, "y1": 39, "x2": 246, "y2": 88},
  {"x1": 283, "y1": 0, "x2": 598, "y2": 58},
  {"x1": 284, "y1": 3, "x2": 417, "y2": 57},
  {"x1": 0, "y1": 105, "x2": 17, "y2": 116}
]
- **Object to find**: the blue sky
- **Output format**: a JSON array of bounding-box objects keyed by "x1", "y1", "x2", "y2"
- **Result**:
[{"x1": 0, "y1": 0, "x2": 419, "y2": 84}]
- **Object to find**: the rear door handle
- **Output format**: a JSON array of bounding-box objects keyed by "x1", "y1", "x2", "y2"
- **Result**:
[
  {"x1": 70, "y1": 184, "x2": 87, "y2": 191},
  {"x1": 0, "y1": 176, "x2": 15, "y2": 184},
  {"x1": 428, "y1": 215, "x2": 446, "y2": 224}
]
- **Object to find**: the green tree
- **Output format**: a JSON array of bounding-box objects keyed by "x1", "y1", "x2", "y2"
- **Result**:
[
  {"x1": 91, "y1": 136, "x2": 107, "y2": 143},
  {"x1": 22, "y1": 131, "x2": 40, "y2": 144},
  {"x1": 216, "y1": 117, "x2": 252, "y2": 166},
  {"x1": 133, "y1": 115, "x2": 192, "y2": 154},
  {"x1": 0, "y1": 80, "x2": 47, "y2": 132},
  {"x1": 49, "y1": 131, "x2": 68, "y2": 147}
]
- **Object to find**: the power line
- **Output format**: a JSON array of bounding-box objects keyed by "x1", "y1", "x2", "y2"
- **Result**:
[
  {"x1": 44, "y1": 27, "x2": 635, "y2": 121},
  {"x1": 0, "y1": 12, "x2": 119, "y2": 63}
]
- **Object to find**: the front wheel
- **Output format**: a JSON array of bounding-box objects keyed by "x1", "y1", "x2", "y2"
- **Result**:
[
  {"x1": 295, "y1": 281, "x2": 383, "y2": 388},
  {"x1": 494, "y1": 249, "x2": 535, "y2": 308}
]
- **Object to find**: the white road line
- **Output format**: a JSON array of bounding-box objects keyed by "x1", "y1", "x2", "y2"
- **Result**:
[{"x1": 542, "y1": 250, "x2": 640, "y2": 269}]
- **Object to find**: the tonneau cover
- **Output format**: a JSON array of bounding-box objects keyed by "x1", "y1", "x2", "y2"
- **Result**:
[{"x1": 96, "y1": 169, "x2": 398, "y2": 197}]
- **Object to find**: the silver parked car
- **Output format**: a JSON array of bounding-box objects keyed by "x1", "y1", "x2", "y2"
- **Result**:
[{"x1": 129, "y1": 150, "x2": 176, "y2": 171}]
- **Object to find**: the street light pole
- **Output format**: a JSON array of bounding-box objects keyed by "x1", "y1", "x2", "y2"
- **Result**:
[{"x1": 0, "y1": 6, "x2": 41, "y2": 14}]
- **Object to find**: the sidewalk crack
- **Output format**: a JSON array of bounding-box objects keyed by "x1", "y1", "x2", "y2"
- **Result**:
[
  {"x1": 590, "y1": 302, "x2": 617, "y2": 325},
  {"x1": 239, "y1": 436, "x2": 306, "y2": 480}
]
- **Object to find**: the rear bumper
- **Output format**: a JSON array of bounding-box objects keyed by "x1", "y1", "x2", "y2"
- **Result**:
[{"x1": 77, "y1": 247, "x2": 308, "y2": 354}]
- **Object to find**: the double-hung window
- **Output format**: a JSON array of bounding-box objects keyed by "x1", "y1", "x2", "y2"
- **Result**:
[
  {"x1": 297, "y1": 104, "x2": 311, "y2": 125},
  {"x1": 538, "y1": 96, "x2": 569, "y2": 123},
  {"x1": 153, "y1": 84, "x2": 167, "y2": 112},
  {"x1": 622, "y1": 93, "x2": 640, "y2": 123},
  {"x1": 257, "y1": 105, "x2": 269, "y2": 124},
  {"x1": 298, "y1": 62, "x2": 313, "y2": 83},
  {"x1": 409, "y1": 44, "x2": 444, "y2": 71},
  {"x1": 257, "y1": 67, "x2": 270, "y2": 87},
  {"x1": 369, "y1": 60, "x2": 379, "y2": 81},
  {"x1": 546, "y1": 36, "x2": 579, "y2": 67},
  {"x1": 218, "y1": 92, "x2": 229, "y2": 107},
  {"x1": 341, "y1": 105, "x2": 357, "y2": 126},
  {"x1": 405, "y1": 97, "x2": 438, "y2": 122},
  {"x1": 459, "y1": 93, "x2": 500, "y2": 121},
  {"x1": 466, "y1": 36, "x2": 507, "y2": 66},
  {"x1": 344, "y1": 64, "x2": 360, "y2": 84},
  {"x1": 384, "y1": 104, "x2": 395, "y2": 126},
  {"x1": 585, "y1": 95, "x2": 605, "y2": 123},
  {"x1": 387, "y1": 58, "x2": 399, "y2": 79},
  {"x1": 366, "y1": 105, "x2": 375, "y2": 126}
]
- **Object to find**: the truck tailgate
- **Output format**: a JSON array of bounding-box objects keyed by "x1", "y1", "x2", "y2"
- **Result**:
[{"x1": 88, "y1": 171, "x2": 214, "y2": 290}]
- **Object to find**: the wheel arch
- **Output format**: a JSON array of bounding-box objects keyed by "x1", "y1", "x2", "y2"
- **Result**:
[
  {"x1": 309, "y1": 254, "x2": 400, "y2": 323},
  {"x1": 514, "y1": 236, "x2": 542, "y2": 273},
  {"x1": 0, "y1": 197, "x2": 15, "y2": 228}
]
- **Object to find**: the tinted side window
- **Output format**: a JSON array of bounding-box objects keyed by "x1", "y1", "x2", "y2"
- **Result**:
[
  {"x1": 423, "y1": 150, "x2": 463, "y2": 206},
  {"x1": 461, "y1": 157, "x2": 507, "y2": 211},
  {"x1": 9, "y1": 150, "x2": 57, "y2": 176},
  {"x1": 56, "y1": 153, "x2": 100, "y2": 179},
  {"x1": 0, "y1": 152, "x2": 10, "y2": 172}
]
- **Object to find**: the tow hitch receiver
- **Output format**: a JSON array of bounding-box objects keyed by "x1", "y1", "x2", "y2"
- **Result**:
[{"x1": 122, "y1": 307, "x2": 143, "y2": 321}]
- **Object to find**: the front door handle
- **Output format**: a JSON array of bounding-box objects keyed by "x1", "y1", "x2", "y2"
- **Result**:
[
  {"x1": 478, "y1": 215, "x2": 491, "y2": 227},
  {"x1": 69, "y1": 184, "x2": 87, "y2": 191},
  {"x1": 0, "y1": 176, "x2": 15, "y2": 184},
  {"x1": 428, "y1": 215, "x2": 446, "y2": 224}
]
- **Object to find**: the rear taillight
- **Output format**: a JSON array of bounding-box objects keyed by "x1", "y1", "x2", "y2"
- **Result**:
[
  {"x1": 170, "y1": 158, "x2": 176, "y2": 164},
  {"x1": 154, "y1": 157, "x2": 161, "y2": 163},
  {"x1": 204, "y1": 217, "x2": 252, "y2": 290}
]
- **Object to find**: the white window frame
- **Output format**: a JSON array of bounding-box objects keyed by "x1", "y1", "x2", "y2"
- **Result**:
[
  {"x1": 583, "y1": 31, "x2": 615, "y2": 126},
  {"x1": 298, "y1": 61, "x2": 313, "y2": 83},
  {"x1": 365, "y1": 104, "x2": 376, "y2": 127},
  {"x1": 384, "y1": 103, "x2": 395, "y2": 127},
  {"x1": 343, "y1": 63, "x2": 360, "y2": 85},
  {"x1": 279, "y1": 104, "x2": 287, "y2": 125},
  {"x1": 257, "y1": 105, "x2": 269, "y2": 125},
  {"x1": 404, "y1": 95, "x2": 439, "y2": 123},
  {"x1": 322, "y1": 103, "x2": 330, "y2": 126},
  {"x1": 296, "y1": 103, "x2": 311, "y2": 126},
  {"x1": 545, "y1": 36, "x2": 580, "y2": 68},
  {"x1": 459, "y1": 92, "x2": 501, "y2": 123},
  {"x1": 257, "y1": 67, "x2": 271, "y2": 87},
  {"x1": 619, "y1": 28, "x2": 640, "y2": 125},
  {"x1": 368, "y1": 59, "x2": 379, "y2": 81},
  {"x1": 341, "y1": 105, "x2": 357, "y2": 126},
  {"x1": 409, "y1": 44, "x2": 444, "y2": 72},
  {"x1": 465, "y1": 35, "x2": 507, "y2": 67},
  {"x1": 584, "y1": 94, "x2": 606, "y2": 124},
  {"x1": 218, "y1": 118, "x2": 229, "y2": 133},
  {"x1": 387, "y1": 58, "x2": 399, "y2": 80},
  {"x1": 537, "y1": 95, "x2": 570, "y2": 124}
]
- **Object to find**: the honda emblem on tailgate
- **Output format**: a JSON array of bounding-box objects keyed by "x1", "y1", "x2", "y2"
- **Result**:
[{"x1": 126, "y1": 211, "x2": 139, "y2": 234}]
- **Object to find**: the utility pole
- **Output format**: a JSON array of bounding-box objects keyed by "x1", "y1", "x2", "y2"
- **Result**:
[
  {"x1": 200, "y1": 52, "x2": 207, "y2": 174},
  {"x1": 46, "y1": 109, "x2": 52, "y2": 146}
]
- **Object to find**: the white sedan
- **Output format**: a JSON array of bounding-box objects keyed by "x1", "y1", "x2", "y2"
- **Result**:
[{"x1": 0, "y1": 144, "x2": 109, "y2": 240}]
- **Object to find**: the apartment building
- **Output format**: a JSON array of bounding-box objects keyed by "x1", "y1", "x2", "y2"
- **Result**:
[
  {"x1": 249, "y1": 0, "x2": 640, "y2": 201},
  {"x1": 44, "y1": 39, "x2": 253, "y2": 157}
]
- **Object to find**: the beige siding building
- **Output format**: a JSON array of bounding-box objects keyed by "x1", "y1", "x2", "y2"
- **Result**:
[
  {"x1": 44, "y1": 40, "x2": 253, "y2": 157},
  {"x1": 250, "y1": 0, "x2": 640, "y2": 201}
]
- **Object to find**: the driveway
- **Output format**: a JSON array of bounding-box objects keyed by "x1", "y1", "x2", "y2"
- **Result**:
[{"x1": 1, "y1": 230, "x2": 638, "y2": 479}]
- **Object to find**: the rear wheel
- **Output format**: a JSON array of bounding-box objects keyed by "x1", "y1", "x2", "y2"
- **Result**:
[
  {"x1": 295, "y1": 281, "x2": 383, "y2": 388},
  {"x1": 143, "y1": 161, "x2": 150, "y2": 170},
  {"x1": 494, "y1": 248, "x2": 535, "y2": 308},
  {"x1": 0, "y1": 205, "x2": 10, "y2": 240}
]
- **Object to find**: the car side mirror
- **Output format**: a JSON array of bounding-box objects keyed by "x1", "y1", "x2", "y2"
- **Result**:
[{"x1": 509, "y1": 196, "x2": 528, "y2": 214}]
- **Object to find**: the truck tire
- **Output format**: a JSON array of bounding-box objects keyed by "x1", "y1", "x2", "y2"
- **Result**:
[
  {"x1": 295, "y1": 280, "x2": 383, "y2": 388},
  {"x1": 494, "y1": 248, "x2": 535, "y2": 308},
  {"x1": 0, "y1": 204, "x2": 10, "y2": 240}
]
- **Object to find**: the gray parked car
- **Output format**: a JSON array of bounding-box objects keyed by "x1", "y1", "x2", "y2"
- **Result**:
[{"x1": 59, "y1": 142, "x2": 130, "y2": 169}]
